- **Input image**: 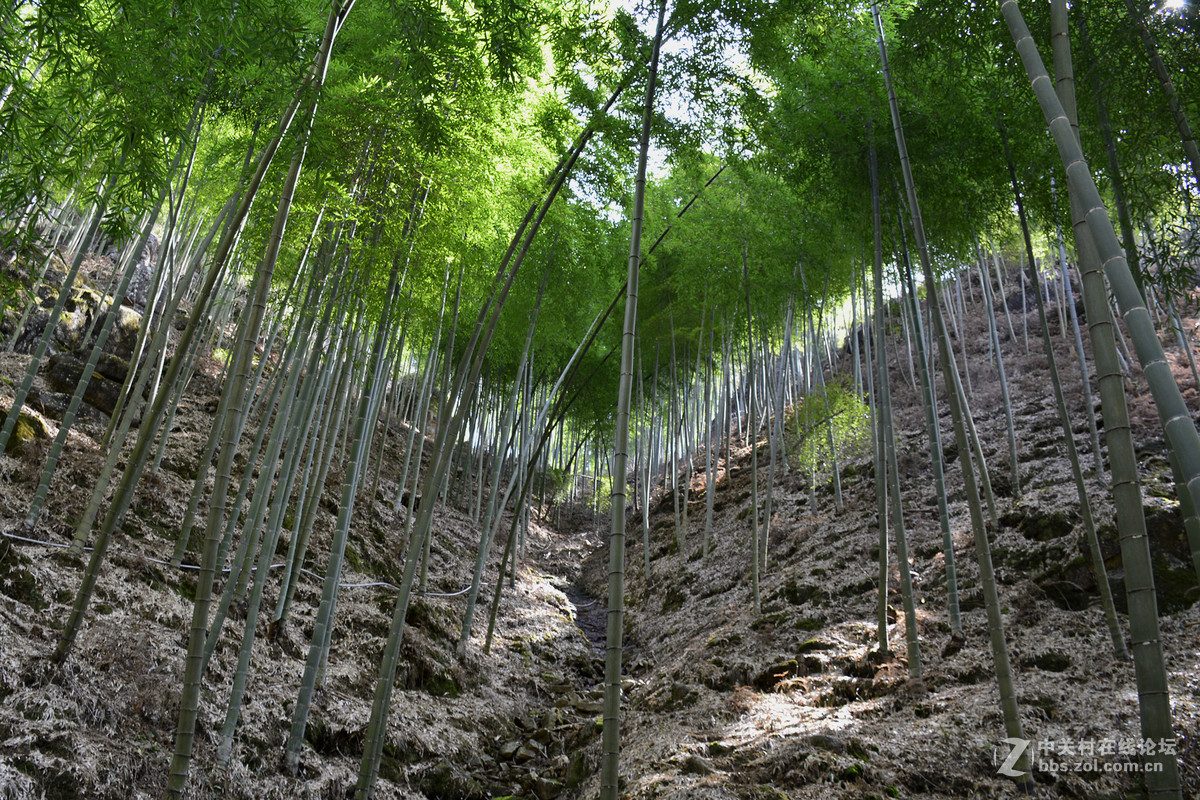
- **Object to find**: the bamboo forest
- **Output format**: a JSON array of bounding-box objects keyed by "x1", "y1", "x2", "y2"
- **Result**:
[{"x1": 1, "y1": 0, "x2": 1199, "y2": 796}]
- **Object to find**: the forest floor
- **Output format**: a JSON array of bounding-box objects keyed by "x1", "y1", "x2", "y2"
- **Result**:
[{"x1": 1, "y1": 258, "x2": 1199, "y2": 799}]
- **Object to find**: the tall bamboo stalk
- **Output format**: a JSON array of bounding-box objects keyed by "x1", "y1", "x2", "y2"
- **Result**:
[
  {"x1": 976, "y1": 208, "x2": 1021, "y2": 499},
  {"x1": 1120, "y1": 0, "x2": 1200, "y2": 187},
  {"x1": 1000, "y1": 120, "x2": 1127, "y2": 660},
  {"x1": 743, "y1": 239, "x2": 761, "y2": 616},
  {"x1": 896, "y1": 236, "x2": 960, "y2": 636},
  {"x1": 1005, "y1": 0, "x2": 1183, "y2": 790},
  {"x1": 599, "y1": 4, "x2": 664, "y2": 795},
  {"x1": 0, "y1": 174, "x2": 114, "y2": 453},
  {"x1": 873, "y1": 1, "x2": 1030, "y2": 784}
]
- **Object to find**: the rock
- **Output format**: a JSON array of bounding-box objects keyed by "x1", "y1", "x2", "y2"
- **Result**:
[
  {"x1": 92, "y1": 351, "x2": 131, "y2": 384},
  {"x1": 515, "y1": 745, "x2": 537, "y2": 763},
  {"x1": 940, "y1": 630, "x2": 966, "y2": 658},
  {"x1": 11, "y1": 261, "x2": 147, "y2": 363},
  {"x1": 2, "y1": 406, "x2": 47, "y2": 455},
  {"x1": 753, "y1": 659, "x2": 803, "y2": 691},
  {"x1": 26, "y1": 388, "x2": 112, "y2": 427},
  {"x1": 807, "y1": 733, "x2": 846, "y2": 753},
  {"x1": 957, "y1": 591, "x2": 985, "y2": 612},
  {"x1": 1021, "y1": 652, "x2": 1072, "y2": 672},
  {"x1": 418, "y1": 760, "x2": 483, "y2": 800},
  {"x1": 775, "y1": 580, "x2": 828, "y2": 606},
  {"x1": 572, "y1": 698, "x2": 603, "y2": 714},
  {"x1": 1021, "y1": 498, "x2": 1200, "y2": 614},
  {"x1": 95, "y1": 305, "x2": 143, "y2": 361},
  {"x1": 533, "y1": 775, "x2": 563, "y2": 800},
  {"x1": 564, "y1": 752, "x2": 591, "y2": 788},
  {"x1": 999, "y1": 505, "x2": 1077, "y2": 541},
  {"x1": 123, "y1": 234, "x2": 158, "y2": 311},
  {"x1": 23, "y1": 388, "x2": 68, "y2": 420},
  {"x1": 1142, "y1": 496, "x2": 1191, "y2": 558},
  {"x1": 667, "y1": 681, "x2": 699, "y2": 709},
  {"x1": 499, "y1": 741, "x2": 521, "y2": 759},
  {"x1": 45, "y1": 352, "x2": 123, "y2": 416},
  {"x1": 681, "y1": 754, "x2": 715, "y2": 775},
  {"x1": 15, "y1": 273, "x2": 105, "y2": 355}
]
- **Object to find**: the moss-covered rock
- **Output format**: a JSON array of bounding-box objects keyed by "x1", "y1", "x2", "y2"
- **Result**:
[
  {"x1": 3, "y1": 406, "x2": 47, "y2": 455},
  {"x1": 564, "y1": 752, "x2": 591, "y2": 787}
]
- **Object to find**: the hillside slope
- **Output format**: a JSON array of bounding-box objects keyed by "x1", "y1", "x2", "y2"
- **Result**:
[
  {"x1": 0, "y1": 342, "x2": 606, "y2": 798},
  {"x1": 0, "y1": 259, "x2": 1198, "y2": 800},
  {"x1": 574, "y1": 272, "x2": 1200, "y2": 800}
]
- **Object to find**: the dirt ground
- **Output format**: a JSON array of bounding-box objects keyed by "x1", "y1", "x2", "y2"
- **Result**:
[{"x1": 1, "y1": 257, "x2": 1199, "y2": 799}]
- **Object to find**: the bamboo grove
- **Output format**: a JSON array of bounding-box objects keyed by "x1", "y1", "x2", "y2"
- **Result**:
[{"x1": 0, "y1": 0, "x2": 1198, "y2": 796}]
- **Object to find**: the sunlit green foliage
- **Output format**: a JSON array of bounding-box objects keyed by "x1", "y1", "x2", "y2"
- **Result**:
[
  {"x1": 786, "y1": 376, "x2": 871, "y2": 474},
  {"x1": 2, "y1": 0, "x2": 1198, "y2": 475}
]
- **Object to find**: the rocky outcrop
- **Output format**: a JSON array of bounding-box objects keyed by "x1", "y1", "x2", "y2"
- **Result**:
[
  {"x1": 45, "y1": 352, "x2": 125, "y2": 416},
  {"x1": 123, "y1": 233, "x2": 159, "y2": 312},
  {"x1": 11, "y1": 266, "x2": 145, "y2": 361},
  {"x1": 2, "y1": 248, "x2": 152, "y2": 424}
]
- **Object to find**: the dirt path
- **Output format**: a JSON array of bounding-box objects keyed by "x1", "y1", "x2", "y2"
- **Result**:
[{"x1": 563, "y1": 582, "x2": 606, "y2": 658}]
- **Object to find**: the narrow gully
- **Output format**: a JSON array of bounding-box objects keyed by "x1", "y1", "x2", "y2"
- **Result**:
[{"x1": 563, "y1": 583, "x2": 606, "y2": 658}]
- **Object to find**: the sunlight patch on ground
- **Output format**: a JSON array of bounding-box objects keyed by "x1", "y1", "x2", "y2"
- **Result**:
[
  {"x1": 721, "y1": 690, "x2": 863, "y2": 745},
  {"x1": 713, "y1": 616, "x2": 889, "y2": 751}
]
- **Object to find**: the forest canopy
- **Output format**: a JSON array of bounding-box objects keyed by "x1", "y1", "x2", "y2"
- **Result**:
[
  {"x1": 1, "y1": 0, "x2": 1196, "y2": 420},
  {"x1": 2, "y1": 0, "x2": 1200, "y2": 797}
]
